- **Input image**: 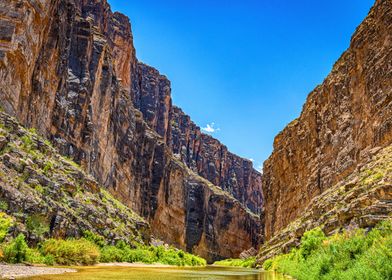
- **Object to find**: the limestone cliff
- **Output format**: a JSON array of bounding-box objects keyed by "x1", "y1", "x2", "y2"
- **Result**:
[
  {"x1": 132, "y1": 63, "x2": 263, "y2": 215},
  {"x1": 0, "y1": 0, "x2": 261, "y2": 261},
  {"x1": 258, "y1": 143, "x2": 392, "y2": 263},
  {"x1": 262, "y1": 0, "x2": 392, "y2": 241}
]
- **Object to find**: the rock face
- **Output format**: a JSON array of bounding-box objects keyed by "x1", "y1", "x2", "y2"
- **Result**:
[
  {"x1": 262, "y1": 0, "x2": 392, "y2": 241},
  {"x1": 131, "y1": 64, "x2": 263, "y2": 215},
  {"x1": 0, "y1": 112, "x2": 150, "y2": 246},
  {"x1": 0, "y1": 0, "x2": 261, "y2": 261},
  {"x1": 258, "y1": 144, "x2": 392, "y2": 264}
]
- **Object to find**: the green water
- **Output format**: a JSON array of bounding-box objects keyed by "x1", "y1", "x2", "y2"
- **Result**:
[{"x1": 24, "y1": 266, "x2": 289, "y2": 280}]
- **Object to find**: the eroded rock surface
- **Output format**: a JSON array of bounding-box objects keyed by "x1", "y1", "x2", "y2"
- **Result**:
[
  {"x1": 258, "y1": 144, "x2": 392, "y2": 264},
  {"x1": 0, "y1": 112, "x2": 150, "y2": 246},
  {"x1": 131, "y1": 64, "x2": 263, "y2": 215},
  {"x1": 262, "y1": 0, "x2": 392, "y2": 240},
  {"x1": 0, "y1": 0, "x2": 261, "y2": 261}
]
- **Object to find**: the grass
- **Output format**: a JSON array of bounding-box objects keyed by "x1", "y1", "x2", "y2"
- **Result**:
[
  {"x1": 262, "y1": 219, "x2": 392, "y2": 280},
  {"x1": 214, "y1": 257, "x2": 256, "y2": 268}
]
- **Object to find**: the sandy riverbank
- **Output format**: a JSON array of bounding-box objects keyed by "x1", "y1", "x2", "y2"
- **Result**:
[
  {"x1": 0, "y1": 264, "x2": 76, "y2": 279},
  {"x1": 0, "y1": 263, "x2": 184, "y2": 279}
]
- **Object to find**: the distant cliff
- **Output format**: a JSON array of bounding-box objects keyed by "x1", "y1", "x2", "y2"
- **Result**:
[
  {"x1": 132, "y1": 62, "x2": 263, "y2": 214},
  {"x1": 0, "y1": 0, "x2": 261, "y2": 261}
]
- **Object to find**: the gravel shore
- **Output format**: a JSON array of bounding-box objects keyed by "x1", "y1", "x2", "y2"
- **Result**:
[{"x1": 0, "y1": 264, "x2": 76, "y2": 279}]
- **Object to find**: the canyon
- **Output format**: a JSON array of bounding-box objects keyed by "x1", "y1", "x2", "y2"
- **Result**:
[
  {"x1": 0, "y1": 0, "x2": 261, "y2": 262},
  {"x1": 0, "y1": 0, "x2": 391, "y2": 266}
]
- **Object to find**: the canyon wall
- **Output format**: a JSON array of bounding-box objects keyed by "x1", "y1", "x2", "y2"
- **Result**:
[
  {"x1": 132, "y1": 63, "x2": 263, "y2": 215},
  {"x1": 0, "y1": 0, "x2": 261, "y2": 261},
  {"x1": 262, "y1": 0, "x2": 392, "y2": 240}
]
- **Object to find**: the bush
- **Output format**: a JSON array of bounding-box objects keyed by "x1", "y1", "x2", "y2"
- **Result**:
[
  {"x1": 98, "y1": 242, "x2": 206, "y2": 266},
  {"x1": 26, "y1": 215, "x2": 49, "y2": 239},
  {"x1": 298, "y1": 227, "x2": 326, "y2": 260},
  {"x1": 0, "y1": 212, "x2": 12, "y2": 242},
  {"x1": 26, "y1": 248, "x2": 54, "y2": 265},
  {"x1": 2, "y1": 234, "x2": 28, "y2": 263},
  {"x1": 214, "y1": 257, "x2": 257, "y2": 268},
  {"x1": 83, "y1": 230, "x2": 106, "y2": 248},
  {"x1": 100, "y1": 245, "x2": 126, "y2": 263},
  {"x1": 262, "y1": 219, "x2": 392, "y2": 280},
  {"x1": 42, "y1": 238, "x2": 100, "y2": 265}
]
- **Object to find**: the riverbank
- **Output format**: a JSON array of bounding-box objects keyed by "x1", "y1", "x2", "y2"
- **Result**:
[
  {"x1": 0, "y1": 264, "x2": 76, "y2": 279},
  {"x1": 0, "y1": 263, "x2": 205, "y2": 279}
]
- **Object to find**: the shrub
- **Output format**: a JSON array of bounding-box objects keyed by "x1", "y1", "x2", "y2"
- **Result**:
[
  {"x1": 98, "y1": 243, "x2": 206, "y2": 266},
  {"x1": 83, "y1": 230, "x2": 106, "y2": 248},
  {"x1": 298, "y1": 227, "x2": 326, "y2": 260},
  {"x1": 0, "y1": 212, "x2": 12, "y2": 242},
  {"x1": 3, "y1": 234, "x2": 28, "y2": 263},
  {"x1": 214, "y1": 257, "x2": 256, "y2": 268},
  {"x1": 26, "y1": 215, "x2": 49, "y2": 239},
  {"x1": 42, "y1": 238, "x2": 100, "y2": 265},
  {"x1": 100, "y1": 245, "x2": 126, "y2": 263},
  {"x1": 262, "y1": 219, "x2": 392, "y2": 280},
  {"x1": 26, "y1": 248, "x2": 54, "y2": 265}
]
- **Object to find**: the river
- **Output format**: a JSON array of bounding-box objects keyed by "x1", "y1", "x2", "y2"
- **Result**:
[{"x1": 22, "y1": 266, "x2": 290, "y2": 280}]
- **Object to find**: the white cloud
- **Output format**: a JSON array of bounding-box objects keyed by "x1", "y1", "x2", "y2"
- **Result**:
[
  {"x1": 201, "y1": 122, "x2": 220, "y2": 134},
  {"x1": 249, "y1": 158, "x2": 254, "y2": 162}
]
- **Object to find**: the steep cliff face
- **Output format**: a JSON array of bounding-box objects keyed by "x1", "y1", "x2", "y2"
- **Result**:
[
  {"x1": 262, "y1": 0, "x2": 392, "y2": 240},
  {"x1": 258, "y1": 143, "x2": 392, "y2": 263},
  {"x1": 131, "y1": 64, "x2": 263, "y2": 215},
  {"x1": 0, "y1": 0, "x2": 261, "y2": 261}
]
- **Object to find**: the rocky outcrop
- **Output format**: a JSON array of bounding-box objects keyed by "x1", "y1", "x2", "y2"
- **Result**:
[
  {"x1": 169, "y1": 106, "x2": 263, "y2": 215},
  {"x1": 0, "y1": 112, "x2": 150, "y2": 246},
  {"x1": 131, "y1": 64, "x2": 263, "y2": 215},
  {"x1": 258, "y1": 144, "x2": 392, "y2": 264},
  {"x1": 0, "y1": 0, "x2": 261, "y2": 261},
  {"x1": 262, "y1": 0, "x2": 392, "y2": 240}
]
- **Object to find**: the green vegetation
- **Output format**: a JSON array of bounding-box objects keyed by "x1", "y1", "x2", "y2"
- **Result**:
[
  {"x1": 0, "y1": 226, "x2": 206, "y2": 266},
  {"x1": 2, "y1": 233, "x2": 28, "y2": 263},
  {"x1": 42, "y1": 238, "x2": 100, "y2": 265},
  {"x1": 26, "y1": 214, "x2": 50, "y2": 238},
  {"x1": 262, "y1": 219, "x2": 392, "y2": 280},
  {"x1": 0, "y1": 212, "x2": 12, "y2": 242},
  {"x1": 214, "y1": 257, "x2": 256, "y2": 268}
]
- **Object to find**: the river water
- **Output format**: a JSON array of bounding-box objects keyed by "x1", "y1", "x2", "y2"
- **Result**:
[{"x1": 23, "y1": 266, "x2": 289, "y2": 280}]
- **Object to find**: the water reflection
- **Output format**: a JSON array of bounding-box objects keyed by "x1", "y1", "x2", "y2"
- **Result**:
[{"x1": 24, "y1": 266, "x2": 289, "y2": 280}]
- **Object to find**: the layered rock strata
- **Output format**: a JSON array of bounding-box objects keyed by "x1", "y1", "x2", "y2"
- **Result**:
[
  {"x1": 131, "y1": 63, "x2": 263, "y2": 215},
  {"x1": 0, "y1": 112, "x2": 150, "y2": 246},
  {"x1": 0, "y1": 0, "x2": 261, "y2": 261},
  {"x1": 258, "y1": 144, "x2": 392, "y2": 264},
  {"x1": 262, "y1": 0, "x2": 392, "y2": 240}
]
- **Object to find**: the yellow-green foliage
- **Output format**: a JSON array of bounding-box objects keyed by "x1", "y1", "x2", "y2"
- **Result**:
[
  {"x1": 263, "y1": 219, "x2": 392, "y2": 280},
  {"x1": 0, "y1": 230, "x2": 206, "y2": 267},
  {"x1": 213, "y1": 257, "x2": 256, "y2": 268},
  {"x1": 42, "y1": 238, "x2": 100, "y2": 265},
  {"x1": 99, "y1": 241, "x2": 206, "y2": 266},
  {"x1": 2, "y1": 234, "x2": 28, "y2": 263},
  {"x1": 0, "y1": 212, "x2": 12, "y2": 242}
]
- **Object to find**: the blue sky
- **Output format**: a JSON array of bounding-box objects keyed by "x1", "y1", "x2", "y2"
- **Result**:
[{"x1": 109, "y1": 0, "x2": 374, "y2": 171}]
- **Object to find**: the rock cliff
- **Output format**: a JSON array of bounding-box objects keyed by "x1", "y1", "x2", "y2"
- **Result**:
[
  {"x1": 258, "y1": 143, "x2": 392, "y2": 264},
  {"x1": 262, "y1": 0, "x2": 392, "y2": 241},
  {"x1": 0, "y1": 112, "x2": 150, "y2": 246},
  {"x1": 132, "y1": 63, "x2": 263, "y2": 215},
  {"x1": 0, "y1": 0, "x2": 261, "y2": 261}
]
